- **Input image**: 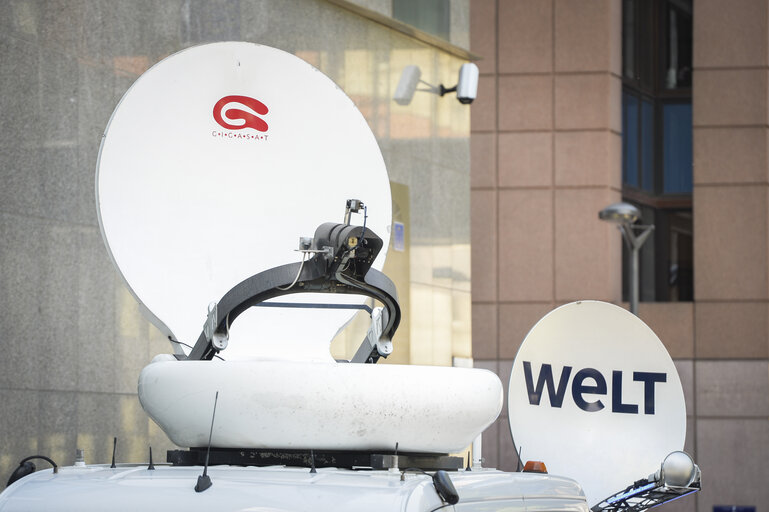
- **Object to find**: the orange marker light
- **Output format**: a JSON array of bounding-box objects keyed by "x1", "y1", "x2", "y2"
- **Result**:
[{"x1": 523, "y1": 460, "x2": 548, "y2": 473}]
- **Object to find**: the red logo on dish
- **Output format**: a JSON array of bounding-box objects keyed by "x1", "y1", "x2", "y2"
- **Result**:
[{"x1": 213, "y1": 95, "x2": 268, "y2": 132}]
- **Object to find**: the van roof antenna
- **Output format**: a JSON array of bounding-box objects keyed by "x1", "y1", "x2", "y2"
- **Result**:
[
  {"x1": 110, "y1": 438, "x2": 117, "y2": 469},
  {"x1": 195, "y1": 391, "x2": 219, "y2": 492}
]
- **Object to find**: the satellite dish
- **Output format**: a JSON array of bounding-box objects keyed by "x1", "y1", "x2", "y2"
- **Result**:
[
  {"x1": 92, "y1": 41, "x2": 505, "y2": 455},
  {"x1": 507, "y1": 301, "x2": 686, "y2": 506},
  {"x1": 96, "y1": 42, "x2": 391, "y2": 361}
]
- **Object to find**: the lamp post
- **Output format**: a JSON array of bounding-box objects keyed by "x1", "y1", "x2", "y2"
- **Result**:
[{"x1": 599, "y1": 202, "x2": 655, "y2": 316}]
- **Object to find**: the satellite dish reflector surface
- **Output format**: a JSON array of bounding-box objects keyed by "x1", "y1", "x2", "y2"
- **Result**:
[
  {"x1": 507, "y1": 301, "x2": 685, "y2": 506},
  {"x1": 96, "y1": 42, "x2": 391, "y2": 361}
]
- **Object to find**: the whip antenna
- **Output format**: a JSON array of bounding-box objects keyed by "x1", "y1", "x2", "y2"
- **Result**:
[{"x1": 195, "y1": 391, "x2": 219, "y2": 492}]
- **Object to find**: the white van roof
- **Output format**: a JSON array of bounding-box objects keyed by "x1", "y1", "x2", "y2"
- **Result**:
[{"x1": 0, "y1": 464, "x2": 588, "y2": 512}]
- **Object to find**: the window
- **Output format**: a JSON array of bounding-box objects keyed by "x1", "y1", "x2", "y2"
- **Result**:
[
  {"x1": 622, "y1": 0, "x2": 693, "y2": 302},
  {"x1": 392, "y1": 0, "x2": 451, "y2": 40}
]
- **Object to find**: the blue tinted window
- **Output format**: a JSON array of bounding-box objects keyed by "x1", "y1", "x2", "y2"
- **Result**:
[
  {"x1": 663, "y1": 103, "x2": 692, "y2": 194},
  {"x1": 641, "y1": 100, "x2": 654, "y2": 192},
  {"x1": 623, "y1": 92, "x2": 639, "y2": 187}
]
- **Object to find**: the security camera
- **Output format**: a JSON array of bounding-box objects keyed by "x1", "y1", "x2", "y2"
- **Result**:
[
  {"x1": 456, "y1": 63, "x2": 479, "y2": 104},
  {"x1": 394, "y1": 65, "x2": 421, "y2": 106},
  {"x1": 438, "y1": 63, "x2": 479, "y2": 104},
  {"x1": 393, "y1": 62, "x2": 479, "y2": 106}
]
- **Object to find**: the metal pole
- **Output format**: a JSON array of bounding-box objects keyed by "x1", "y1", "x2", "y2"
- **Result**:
[
  {"x1": 622, "y1": 223, "x2": 654, "y2": 317},
  {"x1": 630, "y1": 243, "x2": 640, "y2": 316}
]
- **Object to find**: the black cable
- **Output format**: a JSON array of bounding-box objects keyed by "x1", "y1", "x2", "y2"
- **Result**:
[
  {"x1": 168, "y1": 336, "x2": 193, "y2": 350},
  {"x1": 19, "y1": 455, "x2": 57, "y2": 473}
]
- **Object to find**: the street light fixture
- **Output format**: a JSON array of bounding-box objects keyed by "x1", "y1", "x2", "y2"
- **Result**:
[{"x1": 599, "y1": 202, "x2": 655, "y2": 316}]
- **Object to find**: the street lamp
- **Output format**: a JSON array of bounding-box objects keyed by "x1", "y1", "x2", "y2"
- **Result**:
[{"x1": 599, "y1": 202, "x2": 655, "y2": 316}]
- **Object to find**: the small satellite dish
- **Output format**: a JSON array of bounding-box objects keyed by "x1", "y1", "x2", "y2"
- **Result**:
[
  {"x1": 96, "y1": 42, "x2": 391, "y2": 361},
  {"x1": 507, "y1": 301, "x2": 686, "y2": 506}
]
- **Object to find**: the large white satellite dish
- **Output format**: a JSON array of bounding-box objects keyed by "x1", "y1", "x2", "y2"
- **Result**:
[
  {"x1": 95, "y1": 43, "x2": 503, "y2": 453},
  {"x1": 96, "y1": 42, "x2": 391, "y2": 362},
  {"x1": 507, "y1": 301, "x2": 686, "y2": 506}
]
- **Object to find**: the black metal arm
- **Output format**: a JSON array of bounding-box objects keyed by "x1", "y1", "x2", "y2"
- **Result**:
[{"x1": 185, "y1": 223, "x2": 400, "y2": 362}]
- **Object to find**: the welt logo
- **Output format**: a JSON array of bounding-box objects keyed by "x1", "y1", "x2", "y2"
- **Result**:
[{"x1": 212, "y1": 95, "x2": 269, "y2": 141}]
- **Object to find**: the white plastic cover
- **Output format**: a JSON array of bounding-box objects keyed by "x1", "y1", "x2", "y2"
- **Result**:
[
  {"x1": 96, "y1": 43, "x2": 391, "y2": 361},
  {"x1": 139, "y1": 358, "x2": 503, "y2": 452},
  {"x1": 507, "y1": 301, "x2": 686, "y2": 506}
]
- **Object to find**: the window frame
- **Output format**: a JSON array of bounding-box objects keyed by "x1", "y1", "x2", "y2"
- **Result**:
[{"x1": 621, "y1": 0, "x2": 693, "y2": 302}]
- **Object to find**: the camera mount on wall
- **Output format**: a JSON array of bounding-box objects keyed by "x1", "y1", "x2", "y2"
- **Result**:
[{"x1": 393, "y1": 63, "x2": 479, "y2": 105}]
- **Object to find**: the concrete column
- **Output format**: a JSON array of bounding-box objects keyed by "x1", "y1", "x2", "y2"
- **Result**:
[
  {"x1": 692, "y1": 0, "x2": 769, "y2": 509},
  {"x1": 470, "y1": 0, "x2": 622, "y2": 472}
]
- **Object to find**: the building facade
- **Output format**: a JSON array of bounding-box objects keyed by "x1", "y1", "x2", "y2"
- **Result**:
[
  {"x1": 2, "y1": 1, "x2": 767, "y2": 510},
  {"x1": 470, "y1": 1, "x2": 769, "y2": 510}
]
